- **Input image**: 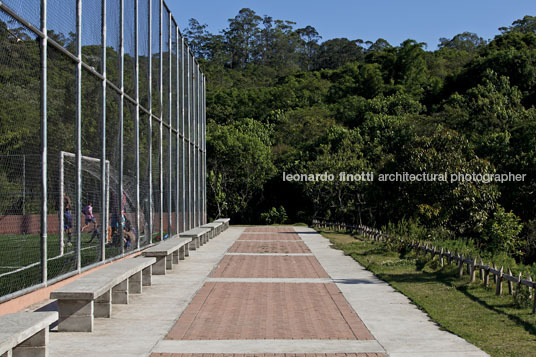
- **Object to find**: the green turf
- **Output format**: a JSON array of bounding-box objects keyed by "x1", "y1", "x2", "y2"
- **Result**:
[
  {"x1": 0, "y1": 231, "x2": 140, "y2": 297},
  {"x1": 321, "y1": 230, "x2": 536, "y2": 357}
]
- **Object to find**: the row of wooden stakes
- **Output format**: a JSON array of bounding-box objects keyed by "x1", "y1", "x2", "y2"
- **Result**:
[{"x1": 312, "y1": 219, "x2": 536, "y2": 313}]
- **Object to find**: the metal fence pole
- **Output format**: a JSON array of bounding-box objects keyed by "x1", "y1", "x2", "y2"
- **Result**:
[
  {"x1": 175, "y1": 25, "x2": 180, "y2": 234},
  {"x1": 180, "y1": 37, "x2": 185, "y2": 232},
  {"x1": 203, "y1": 74, "x2": 206, "y2": 224},
  {"x1": 186, "y1": 47, "x2": 191, "y2": 230},
  {"x1": 167, "y1": 10, "x2": 172, "y2": 235},
  {"x1": 75, "y1": 0, "x2": 83, "y2": 272},
  {"x1": 119, "y1": 0, "x2": 125, "y2": 254},
  {"x1": 134, "y1": 0, "x2": 140, "y2": 249},
  {"x1": 147, "y1": 0, "x2": 153, "y2": 243},
  {"x1": 40, "y1": 0, "x2": 48, "y2": 284},
  {"x1": 192, "y1": 58, "x2": 197, "y2": 228},
  {"x1": 159, "y1": 0, "x2": 163, "y2": 239},
  {"x1": 197, "y1": 64, "x2": 201, "y2": 227},
  {"x1": 190, "y1": 51, "x2": 194, "y2": 229},
  {"x1": 59, "y1": 152, "x2": 64, "y2": 256},
  {"x1": 100, "y1": 0, "x2": 107, "y2": 261}
]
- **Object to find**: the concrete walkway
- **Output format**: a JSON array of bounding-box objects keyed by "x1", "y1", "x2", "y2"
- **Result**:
[{"x1": 47, "y1": 226, "x2": 488, "y2": 357}]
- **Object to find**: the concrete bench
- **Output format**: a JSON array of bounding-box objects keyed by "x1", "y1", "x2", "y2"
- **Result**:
[
  {"x1": 200, "y1": 221, "x2": 223, "y2": 239},
  {"x1": 141, "y1": 236, "x2": 192, "y2": 275},
  {"x1": 0, "y1": 311, "x2": 57, "y2": 357},
  {"x1": 181, "y1": 227, "x2": 211, "y2": 249},
  {"x1": 50, "y1": 256, "x2": 156, "y2": 332},
  {"x1": 214, "y1": 218, "x2": 230, "y2": 230}
]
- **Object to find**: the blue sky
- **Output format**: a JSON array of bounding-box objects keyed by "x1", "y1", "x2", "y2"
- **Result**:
[{"x1": 166, "y1": 0, "x2": 536, "y2": 49}]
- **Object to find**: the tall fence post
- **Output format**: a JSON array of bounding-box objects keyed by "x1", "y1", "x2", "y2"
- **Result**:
[
  {"x1": 100, "y1": 0, "x2": 108, "y2": 261},
  {"x1": 75, "y1": 0, "x2": 83, "y2": 272},
  {"x1": 134, "y1": 0, "x2": 140, "y2": 249},
  {"x1": 40, "y1": 0, "x2": 48, "y2": 284}
]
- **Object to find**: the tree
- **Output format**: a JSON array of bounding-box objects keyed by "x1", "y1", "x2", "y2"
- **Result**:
[
  {"x1": 297, "y1": 25, "x2": 321, "y2": 70},
  {"x1": 184, "y1": 18, "x2": 210, "y2": 59},
  {"x1": 499, "y1": 15, "x2": 536, "y2": 34},
  {"x1": 438, "y1": 32, "x2": 486, "y2": 52},
  {"x1": 314, "y1": 38, "x2": 364, "y2": 70},
  {"x1": 223, "y1": 8, "x2": 262, "y2": 69},
  {"x1": 207, "y1": 118, "x2": 276, "y2": 220}
]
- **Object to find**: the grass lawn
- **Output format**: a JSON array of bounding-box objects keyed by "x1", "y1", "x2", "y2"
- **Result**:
[
  {"x1": 320, "y1": 230, "x2": 536, "y2": 357},
  {"x1": 0, "y1": 230, "x2": 149, "y2": 298}
]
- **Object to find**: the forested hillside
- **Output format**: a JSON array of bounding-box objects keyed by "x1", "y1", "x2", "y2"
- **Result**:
[{"x1": 189, "y1": 9, "x2": 536, "y2": 264}]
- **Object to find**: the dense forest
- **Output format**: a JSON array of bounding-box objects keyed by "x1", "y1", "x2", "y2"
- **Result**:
[
  {"x1": 187, "y1": 10, "x2": 536, "y2": 264},
  {"x1": 1, "y1": 9, "x2": 536, "y2": 264}
]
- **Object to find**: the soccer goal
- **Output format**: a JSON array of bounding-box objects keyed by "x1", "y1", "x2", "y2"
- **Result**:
[{"x1": 59, "y1": 151, "x2": 110, "y2": 256}]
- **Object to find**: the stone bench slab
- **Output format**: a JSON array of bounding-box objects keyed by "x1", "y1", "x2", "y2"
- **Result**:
[
  {"x1": 142, "y1": 236, "x2": 192, "y2": 257},
  {"x1": 0, "y1": 311, "x2": 57, "y2": 356},
  {"x1": 51, "y1": 257, "x2": 156, "y2": 301}
]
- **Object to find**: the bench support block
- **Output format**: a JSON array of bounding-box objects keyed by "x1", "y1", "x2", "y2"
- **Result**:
[
  {"x1": 95, "y1": 290, "x2": 112, "y2": 318},
  {"x1": 129, "y1": 271, "x2": 142, "y2": 294},
  {"x1": 57, "y1": 299, "x2": 94, "y2": 332},
  {"x1": 166, "y1": 254, "x2": 173, "y2": 270},
  {"x1": 153, "y1": 256, "x2": 166, "y2": 275},
  {"x1": 189, "y1": 239, "x2": 197, "y2": 250},
  {"x1": 12, "y1": 328, "x2": 48, "y2": 357},
  {"x1": 179, "y1": 246, "x2": 185, "y2": 260},
  {"x1": 142, "y1": 266, "x2": 152, "y2": 286},
  {"x1": 112, "y1": 279, "x2": 129, "y2": 304},
  {"x1": 172, "y1": 250, "x2": 179, "y2": 264},
  {"x1": 184, "y1": 243, "x2": 190, "y2": 256}
]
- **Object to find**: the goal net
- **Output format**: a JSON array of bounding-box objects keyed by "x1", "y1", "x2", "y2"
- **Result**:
[{"x1": 59, "y1": 152, "x2": 110, "y2": 255}]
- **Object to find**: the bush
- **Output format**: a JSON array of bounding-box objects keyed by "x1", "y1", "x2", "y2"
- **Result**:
[
  {"x1": 482, "y1": 206, "x2": 524, "y2": 255},
  {"x1": 260, "y1": 206, "x2": 288, "y2": 224},
  {"x1": 513, "y1": 283, "x2": 532, "y2": 309}
]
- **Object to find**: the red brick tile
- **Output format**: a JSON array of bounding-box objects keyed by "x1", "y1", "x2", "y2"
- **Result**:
[
  {"x1": 211, "y1": 256, "x2": 329, "y2": 278},
  {"x1": 238, "y1": 233, "x2": 301, "y2": 241},
  {"x1": 244, "y1": 227, "x2": 296, "y2": 233},
  {"x1": 166, "y1": 283, "x2": 373, "y2": 340},
  {"x1": 228, "y1": 241, "x2": 311, "y2": 253}
]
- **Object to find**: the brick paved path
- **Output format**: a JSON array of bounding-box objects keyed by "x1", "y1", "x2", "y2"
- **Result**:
[{"x1": 153, "y1": 227, "x2": 386, "y2": 356}]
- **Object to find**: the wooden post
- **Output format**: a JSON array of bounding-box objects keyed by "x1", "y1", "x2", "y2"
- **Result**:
[
  {"x1": 470, "y1": 257, "x2": 477, "y2": 283},
  {"x1": 479, "y1": 259, "x2": 485, "y2": 281},
  {"x1": 458, "y1": 255, "x2": 464, "y2": 279},
  {"x1": 439, "y1": 248, "x2": 444, "y2": 267},
  {"x1": 484, "y1": 264, "x2": 490, "y2": 288},
  {"x1": 515, "y1": 272, "x2": 522, "y2": 297},
  {"x1": 528, "y1": 273, "x2": 533, "y2": 299},
  {"x1": 493, "y1": 263, "x2": 498, "y2": 285},
  {"x1": 496, "y1": 266, "x2": 503, "y2": 296},
  {"x1": 507, "y1": 268, "x2": 513, "y2": 295},
  {"x1": 447, "y1": 250, "x2": 452, "y2": 265}
]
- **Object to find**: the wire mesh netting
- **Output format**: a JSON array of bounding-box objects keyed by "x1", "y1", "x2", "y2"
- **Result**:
[
  {"x1": 1, "y1": 0, "x2": 40, "y2": 30},
  {"x1": 151, "y1": 117, "x2": 161, "y2": 240},
  {"x1": 151, "y1": 0, "x2": 160, "y2": 116},
  {"x1": 0, "y1": 1, "x2": 206, "y2": 301},
  {"x1": 139, "y1": 113, "x2": 151, "y2": 246},
  {"x1": 162, "y1": 124, "x2": 170, "y2": 237},
  {"x1": 106, "y1": 0, "x2": 121, "y2": 88},
  {"x1": 138, "y1": 0, "x2": 149, "y2": 109},
  {"x1": 105, "y1": 88, "x2": 122, "y2": 258},
  {"x1": 80, "y1": 68, "x2": 104, "y2": 268},
  {"x1": 124, "y1": 0, "x2": 136, "y2": 98},
  {"x1": 123, "y1": 100, "x2": 138, "y2": 250},
  {"x1": 82, "y1": 0, "x2": 103, "y2": 73},
  {"x1": 47, "y1": 0, "x2": 76, "y2": 53},
  {"x1": 46, "y1": 45, "x2": 78, "y2": 281},
  {"x1": 0, "y1": 9, "x2": 43, "y2": 297}
]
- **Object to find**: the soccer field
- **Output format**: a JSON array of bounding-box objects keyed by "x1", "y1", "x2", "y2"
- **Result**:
[{"x1": 0, "y1": 232, "x2": 123, "y2": 297}]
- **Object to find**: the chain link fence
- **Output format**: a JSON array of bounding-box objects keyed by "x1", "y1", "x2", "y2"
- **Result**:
[{"x1": 0, "y1": 0, "x2": 207, "y2": 302}]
